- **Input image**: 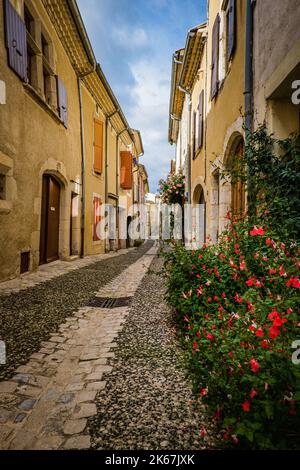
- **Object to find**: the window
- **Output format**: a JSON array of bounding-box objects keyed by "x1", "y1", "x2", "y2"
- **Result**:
[
  {"x1": 222, "y1": 0, "x2": 236, "y2": 72},
  {"x1": 0, "y1": 175, "x2": 6, "y2": 200},
  {"x1": 120, "y1": 151, "x2": 133, "y2": 189},
  {"x1": 94, "y1": 119, "x2": 104, "y2": 174},
  {"x1": 211, "y1": 14, "x2": 220, "y2": 99}
]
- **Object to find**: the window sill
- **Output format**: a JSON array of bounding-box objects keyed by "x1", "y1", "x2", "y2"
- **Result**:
[
  {"x1": 23, "y1": 82, "x2": 63, "y2": 126},
  {"x1": 0, "y1": 200, "x2": 12, "y2": 214}
]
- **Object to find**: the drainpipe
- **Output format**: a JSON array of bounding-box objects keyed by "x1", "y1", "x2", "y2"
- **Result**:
[
  {"x1": 245, "y1": 0, "x2": 255, "y2": 218},
  {"x1": 78, "y1": 69, "x2": 95, "y2": 259}
]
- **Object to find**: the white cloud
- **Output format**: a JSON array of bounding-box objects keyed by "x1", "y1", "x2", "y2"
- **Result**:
[
  {"x1": 127, "y1": 58, "x2": 174, "y2": 190},
  {"x1": 114, "y1": 27, "x2": 148, "y2": 49}
]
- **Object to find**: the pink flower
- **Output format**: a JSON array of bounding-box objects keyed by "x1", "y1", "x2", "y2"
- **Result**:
[
  {"x1": 250, "y1": 226, "x2": 265, "y2": 236},
  {"x1": 250, "y1": 358, "x2": 260, "y2": 373}
]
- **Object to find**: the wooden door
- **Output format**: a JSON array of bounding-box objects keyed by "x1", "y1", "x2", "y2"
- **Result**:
[
  {"x1": 40, "y1": 175, "x2": 60, "y2": 264},
  {"x1": 231, "y1": 141, "x2": 245, "y2": 218}
]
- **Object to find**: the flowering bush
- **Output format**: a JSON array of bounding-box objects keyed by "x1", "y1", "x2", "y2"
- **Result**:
[
  {"x1": 159, "y1": 171, "x2": 185, "y2": 205},
  {"x1": 165, "y1": 217, "x2": 300, "y2": 449}
]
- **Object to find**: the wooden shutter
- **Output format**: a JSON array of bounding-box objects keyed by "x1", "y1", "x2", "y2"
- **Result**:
[
  {"x1": 93, "y1": 196, "x2": 102, "y2": 241},
  {"x1": 94, "y1": 120, "x2": 103, "y2": 174},
  {"x1": 56, "y1": 77, "x2": 68, "y2": 127},
  {"x1": 4, "y1": 0, "x2": 27, "y2": 81},
  {"x1": 120, "y1": 151, "x2": 133, "y2": 189},
  {"x1": 211, "y1": 14, "x2": 220, "y2": 100},
  {"x1": 192, "y1": 111, "x2": 196, "y2": 158},
  {"x1": 198, "y1": 90, "x2": 204, "y2": 149},
  {"x1": 227, "y1": 0, "x2": 236, "y2": 61}
]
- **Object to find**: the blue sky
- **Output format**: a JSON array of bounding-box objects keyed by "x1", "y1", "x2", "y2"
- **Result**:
[{"x1": 77, "y1": 0, "x2": 207, "y2": 192}]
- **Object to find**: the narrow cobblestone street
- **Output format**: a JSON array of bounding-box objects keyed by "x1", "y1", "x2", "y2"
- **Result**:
[{"x1": 0, "y1": 243, "x2": 214, "y2": 450}]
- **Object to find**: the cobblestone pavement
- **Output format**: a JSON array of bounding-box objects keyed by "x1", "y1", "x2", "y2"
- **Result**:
[
  {"x1": 0, "y1": 243, "x2": 153, "y2": 380},
  {"x1": 88, "y1": 254, "x2": 216, "y2": 450},
  {"x1": 0, "y1": 244, "x2": 157, "y2": 450}
]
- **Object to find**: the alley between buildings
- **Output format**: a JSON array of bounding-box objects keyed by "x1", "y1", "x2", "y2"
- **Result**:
[{"x1": 0, "y1": 243, "x2": 215, "y2": 450}]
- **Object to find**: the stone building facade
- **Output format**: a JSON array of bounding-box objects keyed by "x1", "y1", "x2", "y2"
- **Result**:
[
  {"x1": 0, "y1": 0, "x2": 147, "y2": 282},
  {"x1": 168, "y1": 0, "x2": 299, "y2": 246}
]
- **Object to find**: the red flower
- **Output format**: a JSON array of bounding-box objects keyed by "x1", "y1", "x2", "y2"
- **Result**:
[
  {"x1": 200, "y1": 388, "x2": 208, "y2": 397},
  {"x1": 250, "y1": 226, "x2": 265, "y2": 236},
  {"x1": 192, "y1": 341, "x2": 198, "y2": 350},
  {"x1": 242, "y1": 400, "x2": 251, "y2": 412},
  {"x1": 287, "y1": 277, "x2": 300, "y2": 288},
  {"x1": 223, "y1": 433, "x2": 230, "y2": 439},
  {"x1": 200, "y1": 427, "x2": 207, "y2": 438},
  {"x1": 246, "y1": 278, "x2": 255, "y2": 287},
  {"x1": 240, "y1": 261, "x2": 246, "y2": 271},
  {"x1": 269, "y1": 326, "x2": 280, "y2": 339},
  {"x1": 255, "y1": 328, "x2": 264, "y2": 338},
  {"x1": 222, "y1": 292, "x2": 227, "y2": 298},
  {"x1": 261, "y1": 339, "x2": 270, "y2": 349},
  {"x1": 213, "y1": 296, "x2": 219, "y2": 301},
  {"x1": 250, "y1": 358, "x2": 260, "y2": 373},
  {"x1": 206, "y1": 333, "x2": 214, "y2": 341},
  {"x1": 250, "y1": 389, "x2": 258, "y2": 399},
  {"x1": 228, "y1": 351, "x2": 233, "y2": 359},
  {"x1": 273, "y1": 317, "x2": 287, "y2": 327},
  {"x1": 269, "y1": 268, "x2": 277, "y2": 275},
  {"x1": 234, "y1": 293, "x2": 243, "y2": 303},
  {"x1": 279, "y1": 264, "x2": 287, "y2": 277}
]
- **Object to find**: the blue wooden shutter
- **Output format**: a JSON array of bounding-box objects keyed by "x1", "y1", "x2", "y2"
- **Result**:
[
  {"x1": 211, "y1": 14, "x2": 220, "y2": 100},
  {"x1": 56, "y1": 77, "x2": 68, "y2": 127},
  {"x1": 3, "y1": 0, "x2": 27, "y2": 81},
  {"x1": 228, "y1": 0, "x2": 236, "y2": 61},
  {"x1": 198, "y1": 90, "x2": 204, "y2": 149}
]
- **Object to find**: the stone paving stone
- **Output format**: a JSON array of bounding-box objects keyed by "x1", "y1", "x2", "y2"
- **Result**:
[
  {"x1": 18, "y1": 398, "x2": 36, "y2": 411},
  {"x1": 63, "y1": 435, "x2": 91, "y2": 450},
  {"x1": 0, "y1": 382, "x2": 18, "y2": 393},
  {"x1": 63, "y1": 419, "x2": 87, "y2": 435},
  {"x1": 0, "y1": 407, "x2": 13, "y2": 424},
  {"x1": 9, "y1": 430, "x2": 36, "y2": 450},
  {"x1": 73, "y1": 403, "x2": 97, "y2": 419},
  {"x1": 86, "y1": 381, "x2": 106, "y2": 391},
  {"x1": 75, "y1": 391, "x2": 97, "y2": 403},
  {"x1": 16, "y1": 385, "x2": 42, "y2": 398},
  {"x1": 65, "y1": 383, "x2": 84, "y2": 392},
  {"x1": 33, "y1": 436, "x2": 65, "y2": 450}
]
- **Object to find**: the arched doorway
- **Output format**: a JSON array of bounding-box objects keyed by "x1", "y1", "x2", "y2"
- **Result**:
[
  {"x1": 193, "y1": 184, "x2": 206, "y2": 245},
  {"x1": 39, "y1": 174, "x2": 61, "y2": 264},
  {"x1": 229, "y1": 139, "x2": 245, "y2": 218}
]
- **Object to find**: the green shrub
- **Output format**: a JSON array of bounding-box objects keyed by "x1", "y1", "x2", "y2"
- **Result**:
[{"x1": 165, "y1": 219, "x2": 300, "y2": 449}]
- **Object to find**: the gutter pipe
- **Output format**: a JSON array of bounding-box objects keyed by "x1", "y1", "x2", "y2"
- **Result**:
[{"x1": 244, "y1": 0, "x2": 255, "y2": 217}]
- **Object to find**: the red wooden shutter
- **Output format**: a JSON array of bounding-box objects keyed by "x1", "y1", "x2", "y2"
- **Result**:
[
  {"x1": 211, "y1": 14, "x2": 220, "y2": 100},
  {"x1": 94, "y1": 120, "x2": 103, "y2": 174},
  {"x1": 93, "y1": 196, "x2": 102, "y2": 241},
  {"x1": 4, "y1": 0, "x2": 27, "y2": 81},
  {"x1": 198, "y1": 90, "x2": 204, "y2": 149},
  {"x1": 56, "y1": 77, "x2": 68, "y2": 127},
  {"x1": 120, "y1": 151, "x2": 133, "y2": 189},
  {"x1": 228, "y1": 0, "x2": 236, "y2": 61}
]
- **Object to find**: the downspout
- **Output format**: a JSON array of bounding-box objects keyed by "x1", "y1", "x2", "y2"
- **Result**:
[
  {"x1": 78, "y1": 67, "x2": 95, "y2": 258},
  {"x1": 245, "y1": 0, "x2": 255, "y2": 218},
  {"x1": 105, "y1": 109, "x2": 119, "y2": 205}
]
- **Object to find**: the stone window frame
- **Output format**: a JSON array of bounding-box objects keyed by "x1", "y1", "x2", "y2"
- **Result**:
[
  {"x1": 0, "y1": 152, "x2": 14, "y2": 214},
  {"x1": 23, "y1": 0, "x2": 57, "y2": 110}
]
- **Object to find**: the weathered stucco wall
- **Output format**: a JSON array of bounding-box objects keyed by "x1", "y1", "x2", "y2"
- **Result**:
[{"x1": 0, "y1": 0, "x2": 82, "y2": 281}]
